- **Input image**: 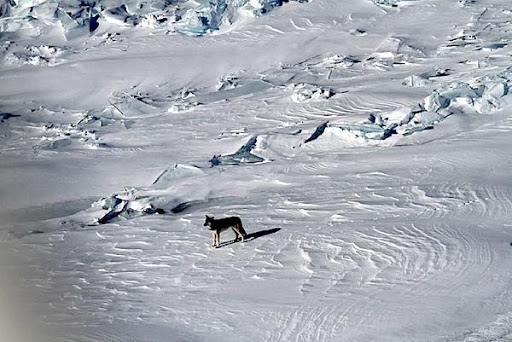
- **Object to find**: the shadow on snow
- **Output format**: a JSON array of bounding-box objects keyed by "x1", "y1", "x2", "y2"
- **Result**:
[{"x1": 215, "y1": 228, "x2": 281, "y2": 249}]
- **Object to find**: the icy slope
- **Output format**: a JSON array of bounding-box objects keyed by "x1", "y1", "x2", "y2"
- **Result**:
[{"x1": 2, "y1": 0, "x2": 512, "y2": 341}]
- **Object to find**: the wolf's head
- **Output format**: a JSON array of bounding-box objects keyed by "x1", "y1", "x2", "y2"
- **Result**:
[{"x1": 204, "y1": 215, "x2": 214, "y2": 227}]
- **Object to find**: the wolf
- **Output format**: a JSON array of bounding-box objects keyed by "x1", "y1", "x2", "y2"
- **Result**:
[{"x1": 204, "y1": 215, "x2": 247, "y2": 248}]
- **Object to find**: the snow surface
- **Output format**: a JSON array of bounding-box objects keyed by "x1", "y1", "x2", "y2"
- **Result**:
[{"x1": 2, "y1": 0, "x2": 512, "y2": 341}]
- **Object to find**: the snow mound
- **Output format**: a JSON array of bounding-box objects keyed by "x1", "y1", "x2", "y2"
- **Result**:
[{"x1": 151, "y1": 164, "x2": 203, "y2": 190}]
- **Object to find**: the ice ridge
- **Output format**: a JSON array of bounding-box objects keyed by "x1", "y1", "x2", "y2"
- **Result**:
[{"x1": 0, "y1": 0, "x2": 311, "y2": 39}]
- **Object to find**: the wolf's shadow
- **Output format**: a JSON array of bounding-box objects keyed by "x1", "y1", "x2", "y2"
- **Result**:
[{"x1": 216, "y1": 228, "x2": 281, "y2": 248}]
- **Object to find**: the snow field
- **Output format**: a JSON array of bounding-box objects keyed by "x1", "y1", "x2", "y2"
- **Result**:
[{"x1": 2, "y1": 0, "x2": 512, "y2": 341}]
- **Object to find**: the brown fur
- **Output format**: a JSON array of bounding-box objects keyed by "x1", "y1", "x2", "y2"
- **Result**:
[{"x1": 204, "y1": 215, "x2": 247, "y2": 248}]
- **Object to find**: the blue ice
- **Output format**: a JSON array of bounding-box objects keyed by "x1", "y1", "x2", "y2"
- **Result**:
[{"x1": 210, "y1": 136, "x2": 264, "y2": 166}]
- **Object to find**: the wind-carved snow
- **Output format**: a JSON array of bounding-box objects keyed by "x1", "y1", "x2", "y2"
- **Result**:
[
  {"x1": 3, "y1": 0, "x2": 512, "y2": 341},
  {"x1": 302, "y1": 66, "x2": 512, "y2": 148},
  {"x1": 49, "y1": 51, "x2": 511, "y2": 157}
]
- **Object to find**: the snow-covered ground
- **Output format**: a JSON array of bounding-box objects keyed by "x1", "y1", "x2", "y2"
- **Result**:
[{"x1": 2, "y1": 0, "x2": 512, "y2": 341}]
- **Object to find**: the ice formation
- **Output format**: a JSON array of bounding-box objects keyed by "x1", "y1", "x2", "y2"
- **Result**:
[
  {"x1": 304, "y1": 122, "x2": 328, "y2": 143},
  {"x1": 216, "y1": 75, "x2": 240, "y2": 91},
  {"x1": 175, "y1": 0, "x2": 311, "y2": 36},
  {"x1": 372, "y1": 0, "x2": 418, "y2": 7},
  {"x1": 307, "y1": 66, "x2": 512, "y2": 144},
  {"x1": 93, "y1": 191, "x2": 163, "y2": 224},
  {"x1": 363, "y1": 37, "x2": 424, "y2": 70},
  {"x1": 210, "y1": 136, "x2": 265, "y2": 166},
  {"x1": 0, "y1": 0, "x2": 311, "y2": 39},
  {"x1": 86, "y1": 162, "x2": 208, "y2": 224},
  {"x1": 3, "y1": 45, "x2": 70, "y2": 67},
  {"x1": 288, "y1": 83, "x2": 333, "y2": 103},
  {"x1": 37, "y1": 114, "x2": 105, "y2": 150},
  {"x1": 423, "y1": 67, "x2": 512, "y2": 114},
  {"x1": 0, "y1": 113, "x2": 17, "y2": 121},
  {"x1": 4, "y1": 0, "x2": 512, "y2": 341},
  {"x1": 41, "y1": 127, "x2": 101, "y2": 150},
  {"x1": 402, "y1": 75, "x2": 432, "y2": 87}
]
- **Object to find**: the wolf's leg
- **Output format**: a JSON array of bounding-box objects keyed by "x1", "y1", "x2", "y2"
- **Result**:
[
  {"x1": 232, "y1": 227, "x2": 240, "y2": 242},
  {"x1": 212, "y1": 232, "x2": 216, "y2": 248},
  {"x1": 239, "y1": 224, "x2": 247, "y2": 242},
  {"x1": 235, "y1": 224, "x2": 246, "y2": 243},
  {"x1": 216, "y1": 231, "x2": 220, "y2": 247}
]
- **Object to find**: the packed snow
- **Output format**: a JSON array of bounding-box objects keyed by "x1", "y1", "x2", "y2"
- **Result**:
[{"x1": 2, "y1": 0, "x2": 512, "y2": 341}]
